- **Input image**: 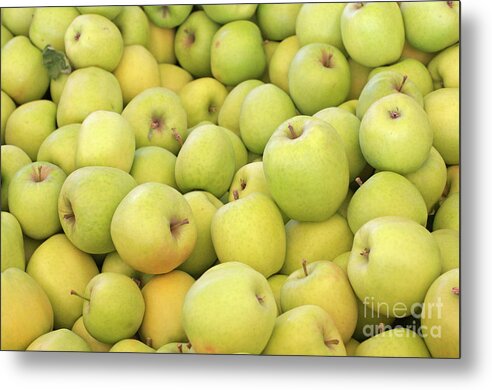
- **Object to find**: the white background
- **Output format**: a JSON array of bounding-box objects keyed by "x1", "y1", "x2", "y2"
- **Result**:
[{"x1": 1, "y1": 0, "x2": 490, "y2": 388}]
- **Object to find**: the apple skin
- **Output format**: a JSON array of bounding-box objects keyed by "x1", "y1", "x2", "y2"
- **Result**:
[
  {"x1": 143, "y1": 5, "x2": 193, "y2": 28},
  {"x1": 113, "y1": 6, "x2": 150, "y2": 46},
  {"x1": 268, "y1": 35, "x2": 299, "y2": 94},
  {"x1": 182, "y1": 262, "x2": 277, "y2": 354},
  {"x1": 110, "y1": 182, "x2": 197, "y2": 275},
  {"x1": 432, "y1": 229, "x2": 459, "y2": 273},
  {"x1": 428, "y1": 44, "x2": 459, "y2": 89},
  {"x1": 1, "y1": 7, "x2": 35, "y2": 36},
  {"x1": 158, "y1": 63, "x2": 193, "y2": 93},
  {"x1": 58, "y1": 166, "x2": 137, "y2": 254},
  {"x1": 445, "y1": 165, "x2": 460, "y2": 196},
  {"x1": 26, "y1": 234, "x2": 99, "y2": 329},
  {"x1": 1, "y1": 212, "x2": 25, "y2": 272},
  {"x1": 400, "y1": 40, "x2": 436, "y2": 66},
  {"x1": 130, "y1": 146, "x2": 177, "y2": 188},
  {"x1": 257, "y1": 3, "x2": 301, "y2": 42},
  {"x1": 202, "y1": 4, "x2": 257, "y2": 24},
  {"x1": 267, "y1": 274, "x2": 288, "y2": 315},
  {"x1": 71, "y1": 316, "x2": 112, "y2": 352},
  {"x1": 1, "y1": 145, "x2": 32, "y2": 211},
  {"x1": 421, "y1": 268, "x2": 460, "y2": 358},
  {"x1": 347, "y1": 58, "x2": 372, "y2": 101},
  {"x1": 1, "y1": 24, "x2": 13, "y2": 47},
  {"x1": 348, "y1": 216, "x2": 442, "y2": 318},
  {"x1": 1, "y1": 268, "x2": 54, "y2": 351},
  {"x1": 27, "y1": 328, "x2": 91, "y2": 352},
  {"x1": 1, "y1": 90, "x2": 16, "y2": 144},
  {"x1": 263, "y1": 116, "x2": 349, "y2": 223},
  {"x1": 262, "y1": 305, "x2": 347, "y2": 356},
  {"x1": 146, "y1": 22, "x2": 176, "y2": 64},
  {"x1": 76, "y1": 6, "x2": 123, "y2": 20},
  {"x1": 109, "y1": 339, "x2": 155, "y2": 353},
  {"x1": 433, "y1": 192, "x2": 459, "y2": 232},
  {"x1": 156, "y1": 342, "x2": 195, "y2": 354},
  {"x1": 49, "y1": 73, "x2": 68, "y2": 105}
]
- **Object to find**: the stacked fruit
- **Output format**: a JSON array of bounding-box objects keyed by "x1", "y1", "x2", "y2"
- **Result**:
[{"x1": 1, "y1": 2, "x2": 459, "y2": 358}]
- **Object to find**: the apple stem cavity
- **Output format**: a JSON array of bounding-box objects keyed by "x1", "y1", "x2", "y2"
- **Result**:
[
  {"x1": 389, "y1": 109, "x2": 401, "y2": 119},
  {"x1": 320, "y1": 50, "x2": 333, "y2": 68},
  {"x1": 256, "y1": 294, "x2": 265, "y2": 305},
  {"x1": 397, "y1": 75, "x2": 408, "y2": 92},
  {"x1": 170, "y1": 218, "x2": 189, "y2": 234},
  {"x1": 451, "y1": 287, "x2": 460, "y2": 295},
  {"x1": 233, "y1": 190, "x2": 240, "y2": 201},
  {"x1": 324, "y1": 339, "x2": 340, "y2": 347},
  {"x1": 208, "y1": 105, "x2": 217, "y2": 113},
  {"x1": 302, "y1": 259, "x2": 309, "y2": 277},
  {"x1": 70, "y1": 290, "x2": 89, "y2": 302},
  {"x1": 360, "y1": 248, "x2": 370, "y2": 258}
]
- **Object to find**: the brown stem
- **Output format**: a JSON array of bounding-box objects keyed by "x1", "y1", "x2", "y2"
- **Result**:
[
  {"x1": 288, "y1": 123, "x2": 297, "y2": 139},
  {"x1": 172, "y1": 128, "x2": 183, "y2": 146},
  {"x1": 302, "y1": 259, "x2": 309, "y2": 277},
  {"x1": 70, "y1": 290, "x2": 89, "y2": 302},
  {"x1": 451, "y1": 287, "x2": 460, "y2": 295},
  {"x1": 355, "y1": 177, "x2": 364, "y2": 187},
  {"x1": 145, "y1": 337, "x2": 153, "y2": 347},
  {"x1": 170, "y1": 218, "x2": 189, "y2": 232},
  {"x1": 324, "y1": 339, "x2": 340, "y2": 346},
  {"x1": 177, "y1": 343, "x2": 183, "y2": 353},
  {"x1": 397, "y1": 75, "x2": 408, "y2": 92}
]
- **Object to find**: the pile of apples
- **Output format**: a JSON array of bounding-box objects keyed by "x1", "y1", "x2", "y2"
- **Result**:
[{"x1": 0, "y1": 2, "x2": 459, "y2": 358}]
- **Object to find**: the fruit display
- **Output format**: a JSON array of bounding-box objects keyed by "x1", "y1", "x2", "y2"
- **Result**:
[{"x1": 0, "y1": 2, "x2": 460, "y2": 358}]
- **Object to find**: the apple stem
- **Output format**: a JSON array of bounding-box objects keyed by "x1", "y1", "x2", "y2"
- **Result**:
[
  {"x1": 208, "y1": 105, "x2": 217, "y2": 113},
  {"x1": 240, "y1": 178, "x2": 247, "y2": 190},
  {"x1": 324, "y1": 339, "x2": 340, "y2": 346},
  {"x1": 170, "y1": 218, "x2": 189, "y2": 232},
  {"x1": 451, "y1": 287, "x2": 460, "y2": 295},
  {"x1": 397, "y1": 75, "x2": 408, "y2": 92},
  {"x1": 145, "y1": 337, "x2": 153, "y2": 347},
  {"x1": 233, "y1": 190, "x2": 239, "y2": 201},
  {"x1": 177, "y1": 343, "x2": 183, "y2": 353},
  {"x1": 302, "y1": 259, "x2": 309, "y2": 277},
  {"x1": 355, "y1": 177, "x2": 364, "y2": 187},
  {"x1": 186, "y1": 342, "x2": 192, "y2": 350},
  {"x1": 288, "y1": 123, "x2": 298, "y2": 139},
  {"x1": 70, "y1": 290, "x2": 89, "y2": 302},
  {"x1": 172, "y1": 128, "x2": 183, "y2": 146}
]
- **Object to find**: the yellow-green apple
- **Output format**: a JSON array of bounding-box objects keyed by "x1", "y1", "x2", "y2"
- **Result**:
[
  {"x1": 211, "y1": 192, "x2": 286, "y2": 278},
  {"x1": 288, "y1": 43, "x2": 350, "y2": 115},
  {"x1": 56, "y1": 66, "x2": 123, "y2": 127},
  {"x1": 71, "y1": 316, "x2": 112, "y2": 352},
  {"x1": 428, "y1": 44, "x2": 459, "y2": 89},
  {"x1": 424, "y1": 87, "x2": 459, "y2": 165},
  {"x1": 182, "y1": 261, "x2": 277, "y2": 354},
  {"x1": 341, "y1": 2, "x2": 404, "y2": 67},
  {"x1": 37, "y1": 124, "x2": 80, "y2": 175},
  {"x1": 347, "y1": 58, "x2": 372, "y2": 100},
  {"x1": 49, "y1": 73, "x2": 68, "y2": 105},
  {"x1": 9, "y1": 162, "x2": 67, "y2": 240},
  {"x1": 281, "y1": 214, "x2": 353, "y2": 275},
  {"x1": 257, "y1": 3, "x2": 301, "y2": 41},
  {"x1": 338, "y1": 99, "x2": 358, "y2": 114},
  {"x1": 263, "y1": 116, "x2": 349, "y2": 222},
  {"x1": 1, "y1": 90, "x2": 16, "y2": 144},
  {"x1": 76, "y1": 6, "x2": 123, "y2": 20},
  {"x1": 345, "y1": 338, "x2": 360, "y2": 356},
  {"x1": 110, "y1": 182, "x2": 197, "y2": 274},
  {"x1": 101, "y1": 251, "x2": 150, "y2": 287},
  {"x1": 400, "y1": 40, "x2": 436, "y2": 66},
  {"x1": 1, "y1": 7, "x2": 34, "y2": 36},
  {"x1": 158, "y1": 64, "x2": 193, "y2": 93},
  {"x1": 260, "y1": 40, "x2": 279, "y2": 83},
  {"x1": 268, "y1": 35, "x2": 299, "y2": 94},
  {"x1": 228, "y1": 162, "x2": 271, "y2": 203},
  {"x1": 1, "y1": 268, "x2": 53, "y2": 350},
  {"x1": 217, "y1": 79, "x2": 264, "y2": 135},
  {"x1": 267, "y1": 274, "x2": 288, "y2": 315},
  {"x1": 26, "y1": 234, "x2": 99, "y2": 329},
  {"x1": 332, "y1": 251, "x2": 351, "y2": 274},
  {"x1": 139, "y1": 271, "x2": 195, "y2": 349},
  {"x1": 355, "y1": 328, "x2": 430, "y2": 357},
  {"x1": 179, "y1": 77, "x2": 228, "y2": 127},
  {"x1": 347, "y1": 171, "x2": 428, "y2": 233},
  {"x1": 143, "y1": 5, "x2": 193, "y2": 28},
  {"x1": 445, "y1": 166, "x2": 460, "y2": 197},
  {"x1": 27, "y1": 328, "x2": 91, "y2": 352},
  {"x1": 353, "y1": 300, "x2": 395, "y2": 342},
  {"x1": 421, "y1": 268, "x2": 459, "y2": 358},
  {"x1": 121, "y1": 87, "x2": 187, "y2": 155},
  {"x1": 1, "y1": 145, "x2": 32, "y2": 210},
  {"x1": 114, "y1": 44, "x2": 161, "y2": 105},
  {"x1": 175, "y1": 11, "x2": 219, "y2": 77},
  {"x1": 1, "y1": 24, "x2": 13, "y2": 47},
  {"x1": 72, "y1": 272, "x2": 145, "y2": 345},
  {"x1": 175, "y1": 124, "x2": 235, "y2": 197},
  {"x1": 156, "y1": 342, "x2": 195, "y2": 354},
  {"x1": 1, "y1": 212, "x2": 25, "y2": 272},
  {"x1": 220, "y1": 127, "x2": 248, "y2": 173},
  {"x1": 211, "y1": 20, "x2": 266, "y2": 86},
  {"x1": 130, "y1": 146, "x2": 177, "y2": 188},
  {"x1": 400, "y1": 1, "x2": 459, "y2": 53},
  {"x1": 202, "y1": 4, "x2": 257, "y2": 24},
  {"x1": 113, "y1": 6, "x2": 149, "y2": 46},
  {"x1": 109, "y1": 339, "x2": 155, "y2": 353},
  {"x1": 146, "y1": 22, "x2": 176, "y2": 64},
  {"x1": 178, "y1": 191, "x2": 223, "y2": 278},
  {"x1": 432, "y1": 229, "x2": 459, "y2": 273},
  {"x1": 29, "y1": 7, "x2": 79, "y2": 51},
  {"x1": 75, "y1": 111, "x2": 135, "y2": 172},
  {"x1": 348, "y1": 216, "x2": 441, "y2": 317},
  {"x1": 281, "y1": 260, "x2": 358, "y2": 344},
  {"x1": 58, "y1": 166, "x2": 137, "y2": 254},
  {"x1": 262, "y1": 305, "x2": 346, "y2": 356},
  {"x1": 433, "y1": 192, "x2": 459, "y2": 232}
]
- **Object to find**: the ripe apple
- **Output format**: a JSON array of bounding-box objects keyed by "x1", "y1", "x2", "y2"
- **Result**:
[
  {"x1": 400, "y1": 39, "x2": 436, "y2": 66},
  {"x1": 257, "y1": 3, "x2": 301, "y2": 42},
  {"x1": 37, "y1": 124, "x2": 80, "y2": 175},
  {"x1": 71, "y1": 316, "x2": 112, "y2": 352},
  {"x1": 355, "y1": 328, "x2": 430, "y2": 357},
  {"x1": 146, "y1": 22, "x2": 176, "y2": 64},
  {"x1": 27, "y1": 328, "x2": 91, "y2": 352},
  {"x1": 428, "y1": 44, "x2": 459, "y2": 89},
  {"x1": 130, "y1": 146, "x2": 177, "y2": 188},
  {"x1": 433, "y1": 192, "x2": 459, "y2": 232},
  {"x1": 202, "y1": 4, "x2": 257, "y2": 24},
  {"x1": 158, "y1": 63, "x2": 193, "y2": 93},
  {"x1": 1, "y1": 90, "x2": 16, "y2": 144},
  {"x1": 143, "y1": 5, "x2": 193, "y2": 28},
  {"x1": 445, "y1": 165, "x2": 460, "y2": 196},
  {"x1": 113, "y1": 6, "x2": 149, "y2": 46},
  {"x1": 228, "y1": 161, "x2": 270, "y2": 202},
  {"x1": 109, "y1": 339, "x2": 155, "y2": 353},
  {"x1": 1, "y1": 212, "x2": 25, "y2": 272},
  {"x1": 268, "y1": 35, "x2": 299, "y2": 94},
  {"x1": 76, "y1": 6, "x2": 122, "y2": 20},
  {"x1": 1, "y1": 7, "x2": 35, "y2": 36},
  {"x1": 29, "y1": 7, "x2": 79, "y2": 51},
  {"x1": 1, "y1": 145, "x2": 32, "y2": 211},
  {"x1": 432, "y1": 229, "x2": 459, "y2": 273},
  {"x1": 267, "y1": 274, "x2": 288, "y2": 315},
  {"x1": 347, "y1": 58, "x2": 372, "y2": 100}
]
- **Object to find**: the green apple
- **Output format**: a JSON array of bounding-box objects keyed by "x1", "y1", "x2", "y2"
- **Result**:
[
  {"x1": 221, "y1": 127, "x2": 248, "y2": 173},
  {"x1": 281, "y1": 260, "x2": 358, "y2": 344},
  {"x1": 421, "y1": 268, "x2": 459, "y2": 358},
  {"x1": 179, "y1": 77, "x2": 228, "y2": 127},
  {"x1": 267, "y1": 274, "x2": 288, "y2": 314},
  {"x1": 210, "y1": 20, "x2": 266, "y2": 86},
  {"x1": 122, "y1": 87, "x2": 187, "y2": 155},
  {"x1": 432, "y1": 229, "x2": 459, "y2": 273},
  {"x1": 1, "y1": 212, "x2": 25, "y2": 272},
  {"x1": 27, "y1": 328, "x2": 91, "y2": 352},
  {"x1": 37, "y1": 123, "x2": 80, "y2": 175},
  {"x1": 332, "y1": 251, "x2": 351, "y2": 274},
  {"x1": 76, "y1": 6, "x2": 123, "y2": 20},
  {"x1": 8, "y1": 162, "x2": 66, "y2": 240},
  {"x1": 146, "y1": 22, "x2": 176, "y2": 64},
  {"x1": 178, "y1": 191, "x2": 223, "y2": 278},
  {"x1": 29, "y1": 7, "x2": 79, "y2": 51},
  {"x1": 139, "y1": 271, "x2": 195, "y2": 349},
  {"x1": 338, "y1": 99, "x2": 358, "y2": 114},
  {"x1": 337, "y1": 188, "x2": 355, "y2": 220},
  {"x1": 175, "y1": 124, "x2": 235, "y2": 198},
  {"x1": 314, "y1": 107, "x2": 366, "y2": 182},
  {"x1": 288, "y1": 43, "x2": 350, "y2": 115},
  {"x1": 72, "y1": 272, "x2": 145, "y2": 345},
  {"x1": 101, "y1": 251, "x2": 145, "y2": 284},
  {"x1": 111, "y1": 182, "x2": 197, "y2": 275},
  {"x1": 49, "y1": 73, "x2": 68, "y2": 105},
  {"x1": 202, "y1": 4, "x2": 257, "y2": 24},
  {"x1": 405, "y1": 147, "x2": 447, "y2": 212},
  {"x1": 428, "y1": 44, "x2": 459, "y2": 89},
  {"x1": 58, "y1": 166, "x2": 137, "y2": 254},
  {"x1": 143, "y1": 5, "x2": 193, "y2": 28},
  {"x1": 211, "y1": 192, "x2": 286, "y2": 278},
  {"x1": 175, "y1": 11, "x2": 220, "y2": 78},
  {"x1": 75, "y1": 111, "x2": 135, "y2": 173},
  {"x1": 400, "y1": 1, "x2": 459, "y2": 53},
  {"x1": 348, "y1": 216, "x2": 441, "y2": 317},
  {"x1": 341, "y1": 2, "x2": 404, "y2": 67},
  {"x1": 228, "y1": 161, "x2": 270, "y2": 202},
  {"x1": 217, "y1": 79, "x2": 264, "y2": 135},
  {"x1": 282, "y1": 214, "x2": 353, "y2": 276},
  {"x1": 156, "y1": 342, "x2": 194, "y2": 354},
  {"x1": 114, "y1": 44, "x2": 161, "y2": 105},
  {"x1": 158, "y1": 64, "x2": 193, "y2": 93},
  {"x1": 1, "y1": 36, "x2": 50, "y2": 105},
  {"x1": 182, "y1": 261, "x2": 277, "y2": 354},
  {"x1": 109, "y1": 339, "x2": 155, "y2": 353},
  {"x1": 400, "y1": 39, "x2": 436, "y2": 66},
  {"x1": 433, "y1": 192, "x2": 459, "y2": 232},
  {"x1": 1, "y1": 268, "x2": 53, "y2": 350},
  {"x1": 355, "y1": 328, "x2": 430, "y2": 357},
  {"x1": 295, "y1": 3, "x2": 346, "y2": 52},
  {"x1": 424, "y1": 88, "x2": 459, "y2": 165},
  {"x1": 347, "y1": 58, "x2": 372, "y2": 100},
  {"x1": 359, "y1": 93, "x2": 433, "y2": 175},
  {"x1": 1, "y1": 90, "x2": 16, "y2": 144},
  {"x1": 260, "y1": 40, "x2": 279, "y2": 83},
  {"x1": 1, "y1": 7, "x2": 35, "y2": 36},
  {"x1": 263, "y1": 116, "x2": 349, "y2": 222},
  {"x1": 262, "y1": 305, "x2": 346, "y2": 356},
  {"x1": 130, "y1": 146, "x2": 177, "y2": 188},
  {"x1": 268, "y1": 35, "x2": 299, "y2": 94},
  {"x1": 257, "y1": 3, "x2": 301, "y2": 42},
  {"x1": 71, "y1": 316, "x2": 112, "y2": 352},
  {"x1": 57, "y1": 66, "x2": 123, "y2": 127},
  {"x1": 347, "y1": 171, "x2": 428, "y2": 233},
  {"x1": 27, "y1": 234, "x2": 99, "y2": 329},
  {"x1": 1, "y1": 144, "x2": 32, "y2": 211},
  {"x1": 113, "y1": 6, "x2": 150, "y2": 46},
  {"x1": 445, "y1": 165, "x2": 460, "y2": 196},
  {"x1": 1, "y1": 24, "x2": 13, "y2": 48}
]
